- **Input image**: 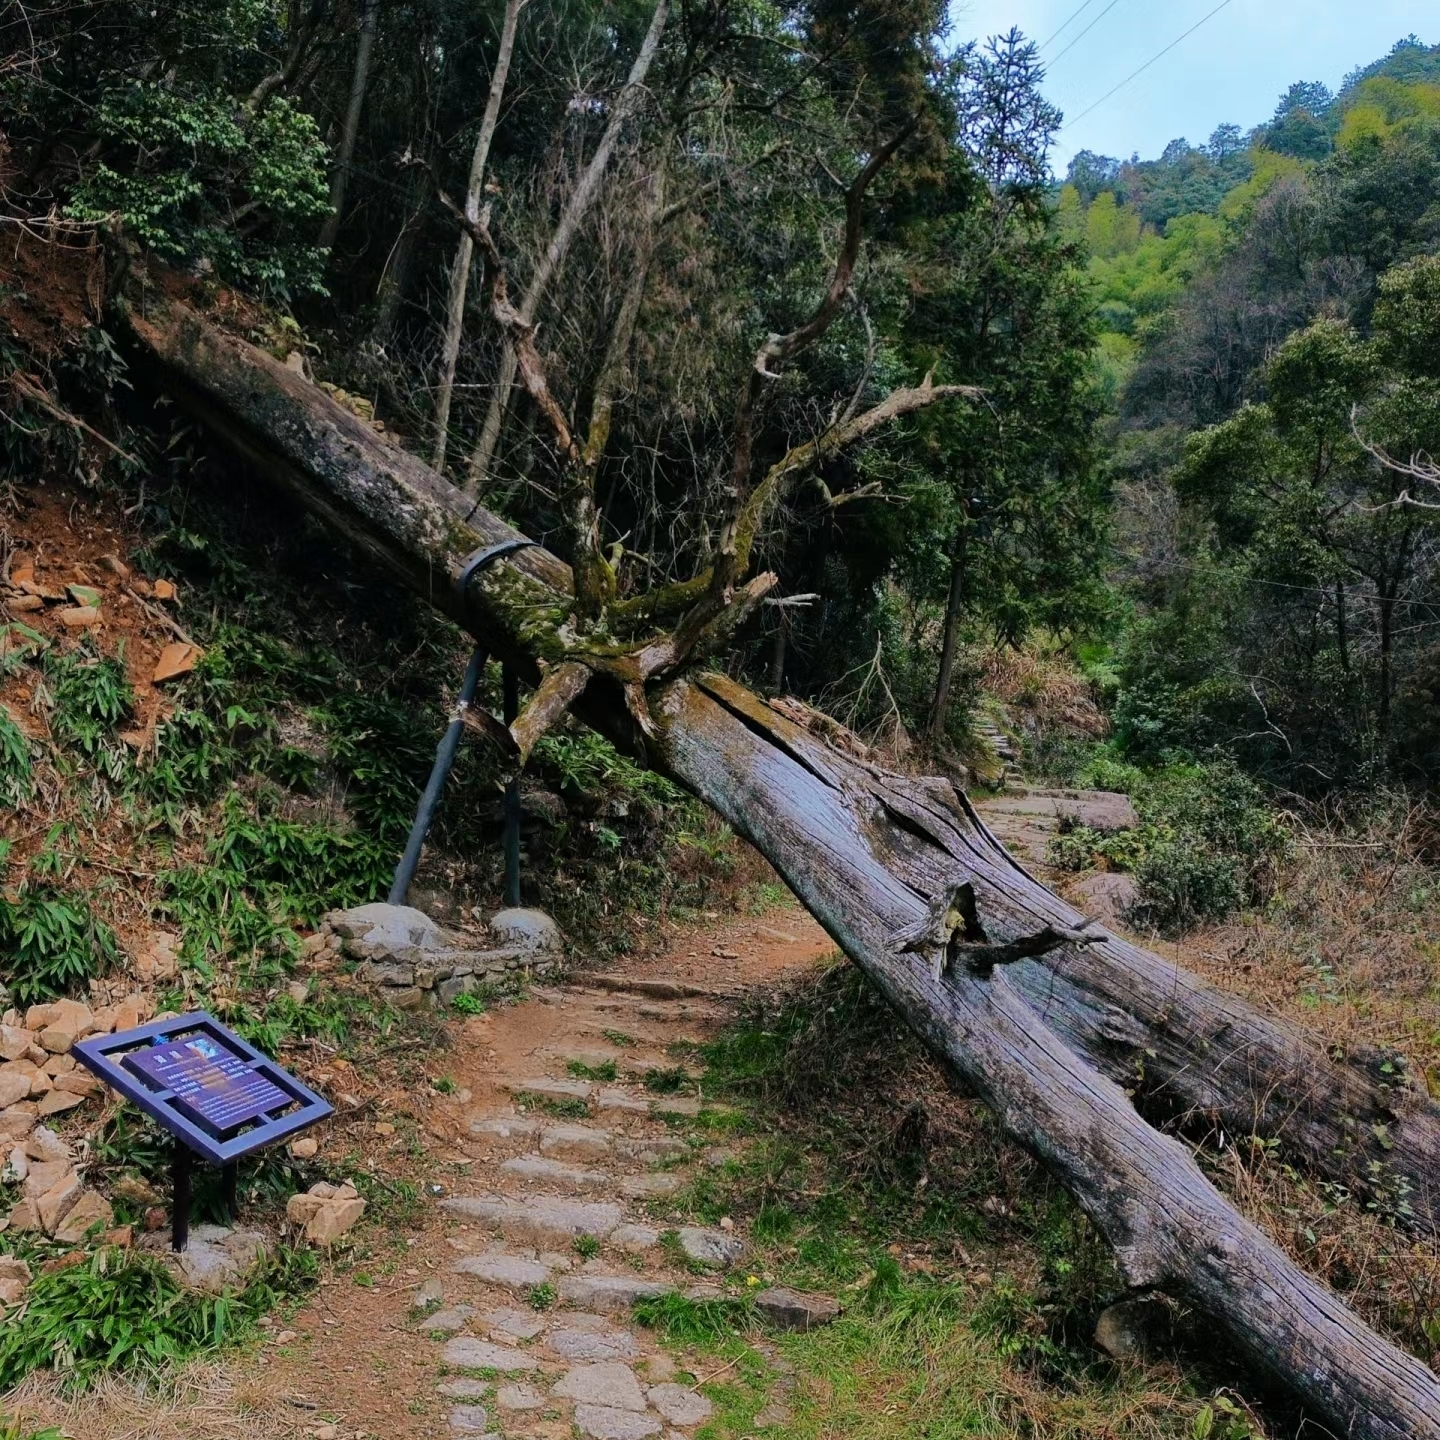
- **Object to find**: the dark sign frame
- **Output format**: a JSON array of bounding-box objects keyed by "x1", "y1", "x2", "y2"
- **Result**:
[{"x1": 75, "y1": 1011, "x2": 333, "y2": 1167}]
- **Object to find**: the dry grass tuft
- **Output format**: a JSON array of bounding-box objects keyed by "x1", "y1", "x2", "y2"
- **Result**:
[
  {"x1": 5, "y1": 1358, "x2": 302, "y2": 1440},
  {"x1": 973, "y1": 643, "x2": 1109, "y2": 741}
]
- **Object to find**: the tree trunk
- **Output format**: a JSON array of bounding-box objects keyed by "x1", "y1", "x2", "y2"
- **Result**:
[
  {"x1": 430, "y1": 0, "x2": 526, "y2": 473},
  {"x1": 768, "y1": 619, "x2": 787, "y2": 693},
  {"x1": 463, "y1": 0, "x2": 670, "y2": 494},
  {"x1": 121, "y1": 296, "x2": 1440, "y2": 1438},
  {"x1": 372, "y1": 185, "x2": 423, "y2": 347},
  {"x1": 929, "y1": 526, "x2": 966, "y2": 741},
  {"x1": 318, "y1": 0, "x2": 380, "y2": 253}
]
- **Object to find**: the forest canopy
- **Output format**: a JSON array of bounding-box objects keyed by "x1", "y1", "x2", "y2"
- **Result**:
[{"x1": 3, "y1": 8, "x2": 1440, "y2": 797}]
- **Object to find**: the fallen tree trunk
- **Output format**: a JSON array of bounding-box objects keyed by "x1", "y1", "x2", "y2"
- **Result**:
[{"x1": 125, "y1": 296, "x2": 1440, "y2": 1437}]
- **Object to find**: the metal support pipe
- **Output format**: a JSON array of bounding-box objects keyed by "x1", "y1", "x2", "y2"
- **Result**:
[
  {"x1": 502, "y1": 663, "x2": 521, "y2": 907},
  {"x1": 172, "y1": 1143, "x2": 191, "y2": 1252},
  {"x1": 389, "y1": 645, "x2": 488, "y2": 905}
]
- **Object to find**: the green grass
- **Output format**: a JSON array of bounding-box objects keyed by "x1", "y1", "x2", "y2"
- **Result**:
[
  {"x1": 642, "y1": 967, "x2": 1239, "y2": 1440},
  {"x1": 634, "y1": 1292, "x2": 757, "y2": 1344},
  {"x1": 0, "y1": 1244, "x2": 316, "y2": 1393},
  {"x1": 515, "y1": 1092, "x2": 590, "y2": 1119},
  {"x1": 567, "y1": 1058, "x2": 618, "y2": 1082},
  {"x1": 643, "y1": 1065, "x2": 690, "y2": 1093}
]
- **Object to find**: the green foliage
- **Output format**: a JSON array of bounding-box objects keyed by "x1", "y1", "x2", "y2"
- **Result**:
[
  {"x1": 643, "y1": 1065, "x2": 689, "y2": 1094},
  {"x1": 45, "y1": 648, "x2": 131, "y2": 759},
  {"x1": 1048, "y1": 759, "x2": 1287, "y2": 933},
  {"x1": 0, "y1": 709, "x2": 32, "y2": 805},
  {"x1": 61, "y1": 62, "x2": 328, "y2": 296},
  {"x1": 0, "y1": 882, "x2": 119, "y2": 1003},
  {"x1": 0, "y1": 1243, "x2": 314, "y2": 1392},
  {"x1": 632, "y1": 1291, "x2": 756, "y2": 1344},
  {"x1": 567, "y1": 1058, "x2": 617, "y2": 1082}
]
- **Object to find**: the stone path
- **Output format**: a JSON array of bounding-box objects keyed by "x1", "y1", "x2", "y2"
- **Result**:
[
  {"x1": 414, "y1": 981, "x2": 763, "y2": 1439},
  {"x1": 271, "y1": 909, "x2": 837, "y2": 1440}
]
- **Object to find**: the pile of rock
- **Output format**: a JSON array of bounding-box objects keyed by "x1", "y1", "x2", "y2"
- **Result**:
[
  {"x1": 0, "y1": 995, "x2": 152, "y2": 1123},
  {"x1": 286, "y1": 1179, "x2": 366, "y2": 1245},
  {"x1": 1, "y1": 1121, "x2": 117, "y2": 1252},
  {"x1": 315, "y1": 903, "x2": 562, "y2": 1009}
]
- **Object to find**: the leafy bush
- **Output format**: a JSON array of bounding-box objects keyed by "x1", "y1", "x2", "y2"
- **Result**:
[
  {"x1": 0, "y1": 883, "x2": 119, "y2": 1003},
  {"x1": 44, "y1": 648, "x2": 132, "y2": 757},
  {"x1": 0, "y1": 1244, "x2": 314, "y2": 1392},
  {"x1": 1047, "y1": 760, "x2": 1287, "y2": 933},
  {"x1": 1131, "y1": 763, "x2": 1287, "y2": 931},
  {"x1": 66, "y1": 86, "x2": 328, "y2": 297},
  {"x1": 0, "y1": 709, "x2": 31, "y2": 804}
]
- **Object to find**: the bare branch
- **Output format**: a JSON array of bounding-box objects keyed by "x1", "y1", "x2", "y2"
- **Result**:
[
  {"x1": 509, "y1": 660, "x2": 592, "y2": 764},
  {"x1": 713, "y1": 119, "x2": 919, "y2": 599},
  {"x1": 422, "y1": 173, "x2": 579, "y2": 463},
  {"x1": 733, "y1": 374, "x2": 981, "y2": 576},
  {"x1": 1351, "y1": 404, "x2": 1440, "y2": 512},
  {"x1": 464, "y1": 0, "x2": 671, "y2": 493},
  {"x1": 431, "y1": 0, "x2": 530, "y2": 470}
]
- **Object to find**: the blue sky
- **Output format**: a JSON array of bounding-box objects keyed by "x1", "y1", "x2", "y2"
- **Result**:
[{"x1": 950, "y1": 0, "x2": 1435, "y2": 171}]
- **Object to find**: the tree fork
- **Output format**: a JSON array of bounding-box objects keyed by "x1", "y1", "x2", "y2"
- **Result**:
[{"x1": 123, "y1": 296, "x2": 1440, "y2": 1436}]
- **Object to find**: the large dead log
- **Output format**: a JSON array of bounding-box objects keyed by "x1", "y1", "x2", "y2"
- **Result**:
[{"x1": 125, "y1": 296, "x2": 1440, "y2": 1438}]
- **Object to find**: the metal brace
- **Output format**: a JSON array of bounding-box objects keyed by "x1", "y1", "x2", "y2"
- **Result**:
[{"x1": 456, "y1": 536, "x2": 539, "y2": 601}]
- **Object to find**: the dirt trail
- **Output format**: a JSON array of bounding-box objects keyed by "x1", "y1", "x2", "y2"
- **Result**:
[
  {"x1": 250, "y1": 907, "x2": 829, "y2": 1440},
  {"x1": 12, "y1": 904, "x2": 833, "y2": 1440}
]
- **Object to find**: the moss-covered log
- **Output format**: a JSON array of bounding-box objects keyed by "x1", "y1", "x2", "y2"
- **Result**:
[{"x1": 125, "y1": 296, "x2": 1440, "y2": 1438}]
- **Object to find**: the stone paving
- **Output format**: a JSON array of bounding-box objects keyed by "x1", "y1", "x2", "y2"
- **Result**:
[{"x1": 402, "y1": 979, "x2": 828, "y2": 1438}]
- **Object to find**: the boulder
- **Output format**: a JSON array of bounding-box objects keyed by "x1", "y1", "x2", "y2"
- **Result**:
[
  {"x1": 21, "y1": 1158, "x2": 71, "y2": 1197},
  {"x1": 488, "y1": 908, "x2": 561, "y2": 954},
  {"x1": 753, "y1": 1286, "x2": 840, "y2": 1331},
  {"x1": 0, "y1": 1255, "x2": 32, "y2": 1307},
  {"x1": 306, "y1": 1196, "x2": 365, "y2": 1245},
  {"x1": 54, "y1": 1190, "x2": 113, "y2": 1244},
  {"x1": 1093, "y1": 1297, "x2": 1173, "y2": 1361},
  {"x1": 326, "y1": 902, "x2": 444, "y2": 949},
  {"x1": 35, "y1": 1172, "x2": 83, "y2": 1232},
  {"x1": 37, "y1": 1090, "x2": 87, "y2": 1116},
  {"x1": 160, "y1": 1224, "x2": 268, "y2": 1294},
  {"x1": 1070, "y1": 871, "x2": 1141, "y2": 929},
  {"x1": 0, "y1": 1070, "x2": 30, "y2": 1109},
  {"x1": 677, "y1": 1226, "x2": 745, "y2": 1267},
  {"x1": 23, "y1": 1125, "x2": 68, "y2": 1162}
]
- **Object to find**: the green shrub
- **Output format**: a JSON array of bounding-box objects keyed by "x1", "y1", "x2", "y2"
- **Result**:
[
  {"x1": 0, "y1": 1244, "x2": 315, "y2": 1392},
  {"x1": 0, "y1": 709, "x2": 31, "y2": 804},
  {"x1": 1131, "y1": 762, "x2": 1287, "y2": 932},
  {"x1": 0, "y1": 1248, "x2": 236, "y2": 1391},
  {"x1": 44, "y1": 648, "x2": 132, "y2": 757},
  {"x1": 66, "y1": 86, "x2": 329, "y2": 298},
  {"x1": 1047, "y1": 759, "x2": 1287, "y2": 933},
  {"x1": 0, "y1": 884, "x2": 119, "y2": 1003}
]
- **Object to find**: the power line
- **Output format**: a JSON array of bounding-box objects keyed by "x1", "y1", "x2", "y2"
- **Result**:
[
  {"x1": 1064, "y1": 0, "x2": 1238, "y2": 130},
  {"x1": 1039, "y1": 0, "x2": 1102, "y2": 51},
  {"x1": 1048, "y1": 0, "x2": 1127, "y2": 67}
]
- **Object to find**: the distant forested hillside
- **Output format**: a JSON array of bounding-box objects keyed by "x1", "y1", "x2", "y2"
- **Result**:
[{"x1": 1064, "y1": 36, "x2": 1440, "y2": 792}]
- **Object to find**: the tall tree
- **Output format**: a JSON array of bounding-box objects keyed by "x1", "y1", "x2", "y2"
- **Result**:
[{"x1": 429, "y1": 0, "x2": 528, "y2": 473}]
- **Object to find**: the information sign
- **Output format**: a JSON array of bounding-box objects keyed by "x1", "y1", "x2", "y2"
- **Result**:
[{"x1": 75, "y1": 1012, "x2": 332, "y2": 1168}]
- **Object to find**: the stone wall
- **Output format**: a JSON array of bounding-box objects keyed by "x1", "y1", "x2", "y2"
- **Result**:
[{"x1": 319, "y1": 904, "x2": 562, "y2": 1009}]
